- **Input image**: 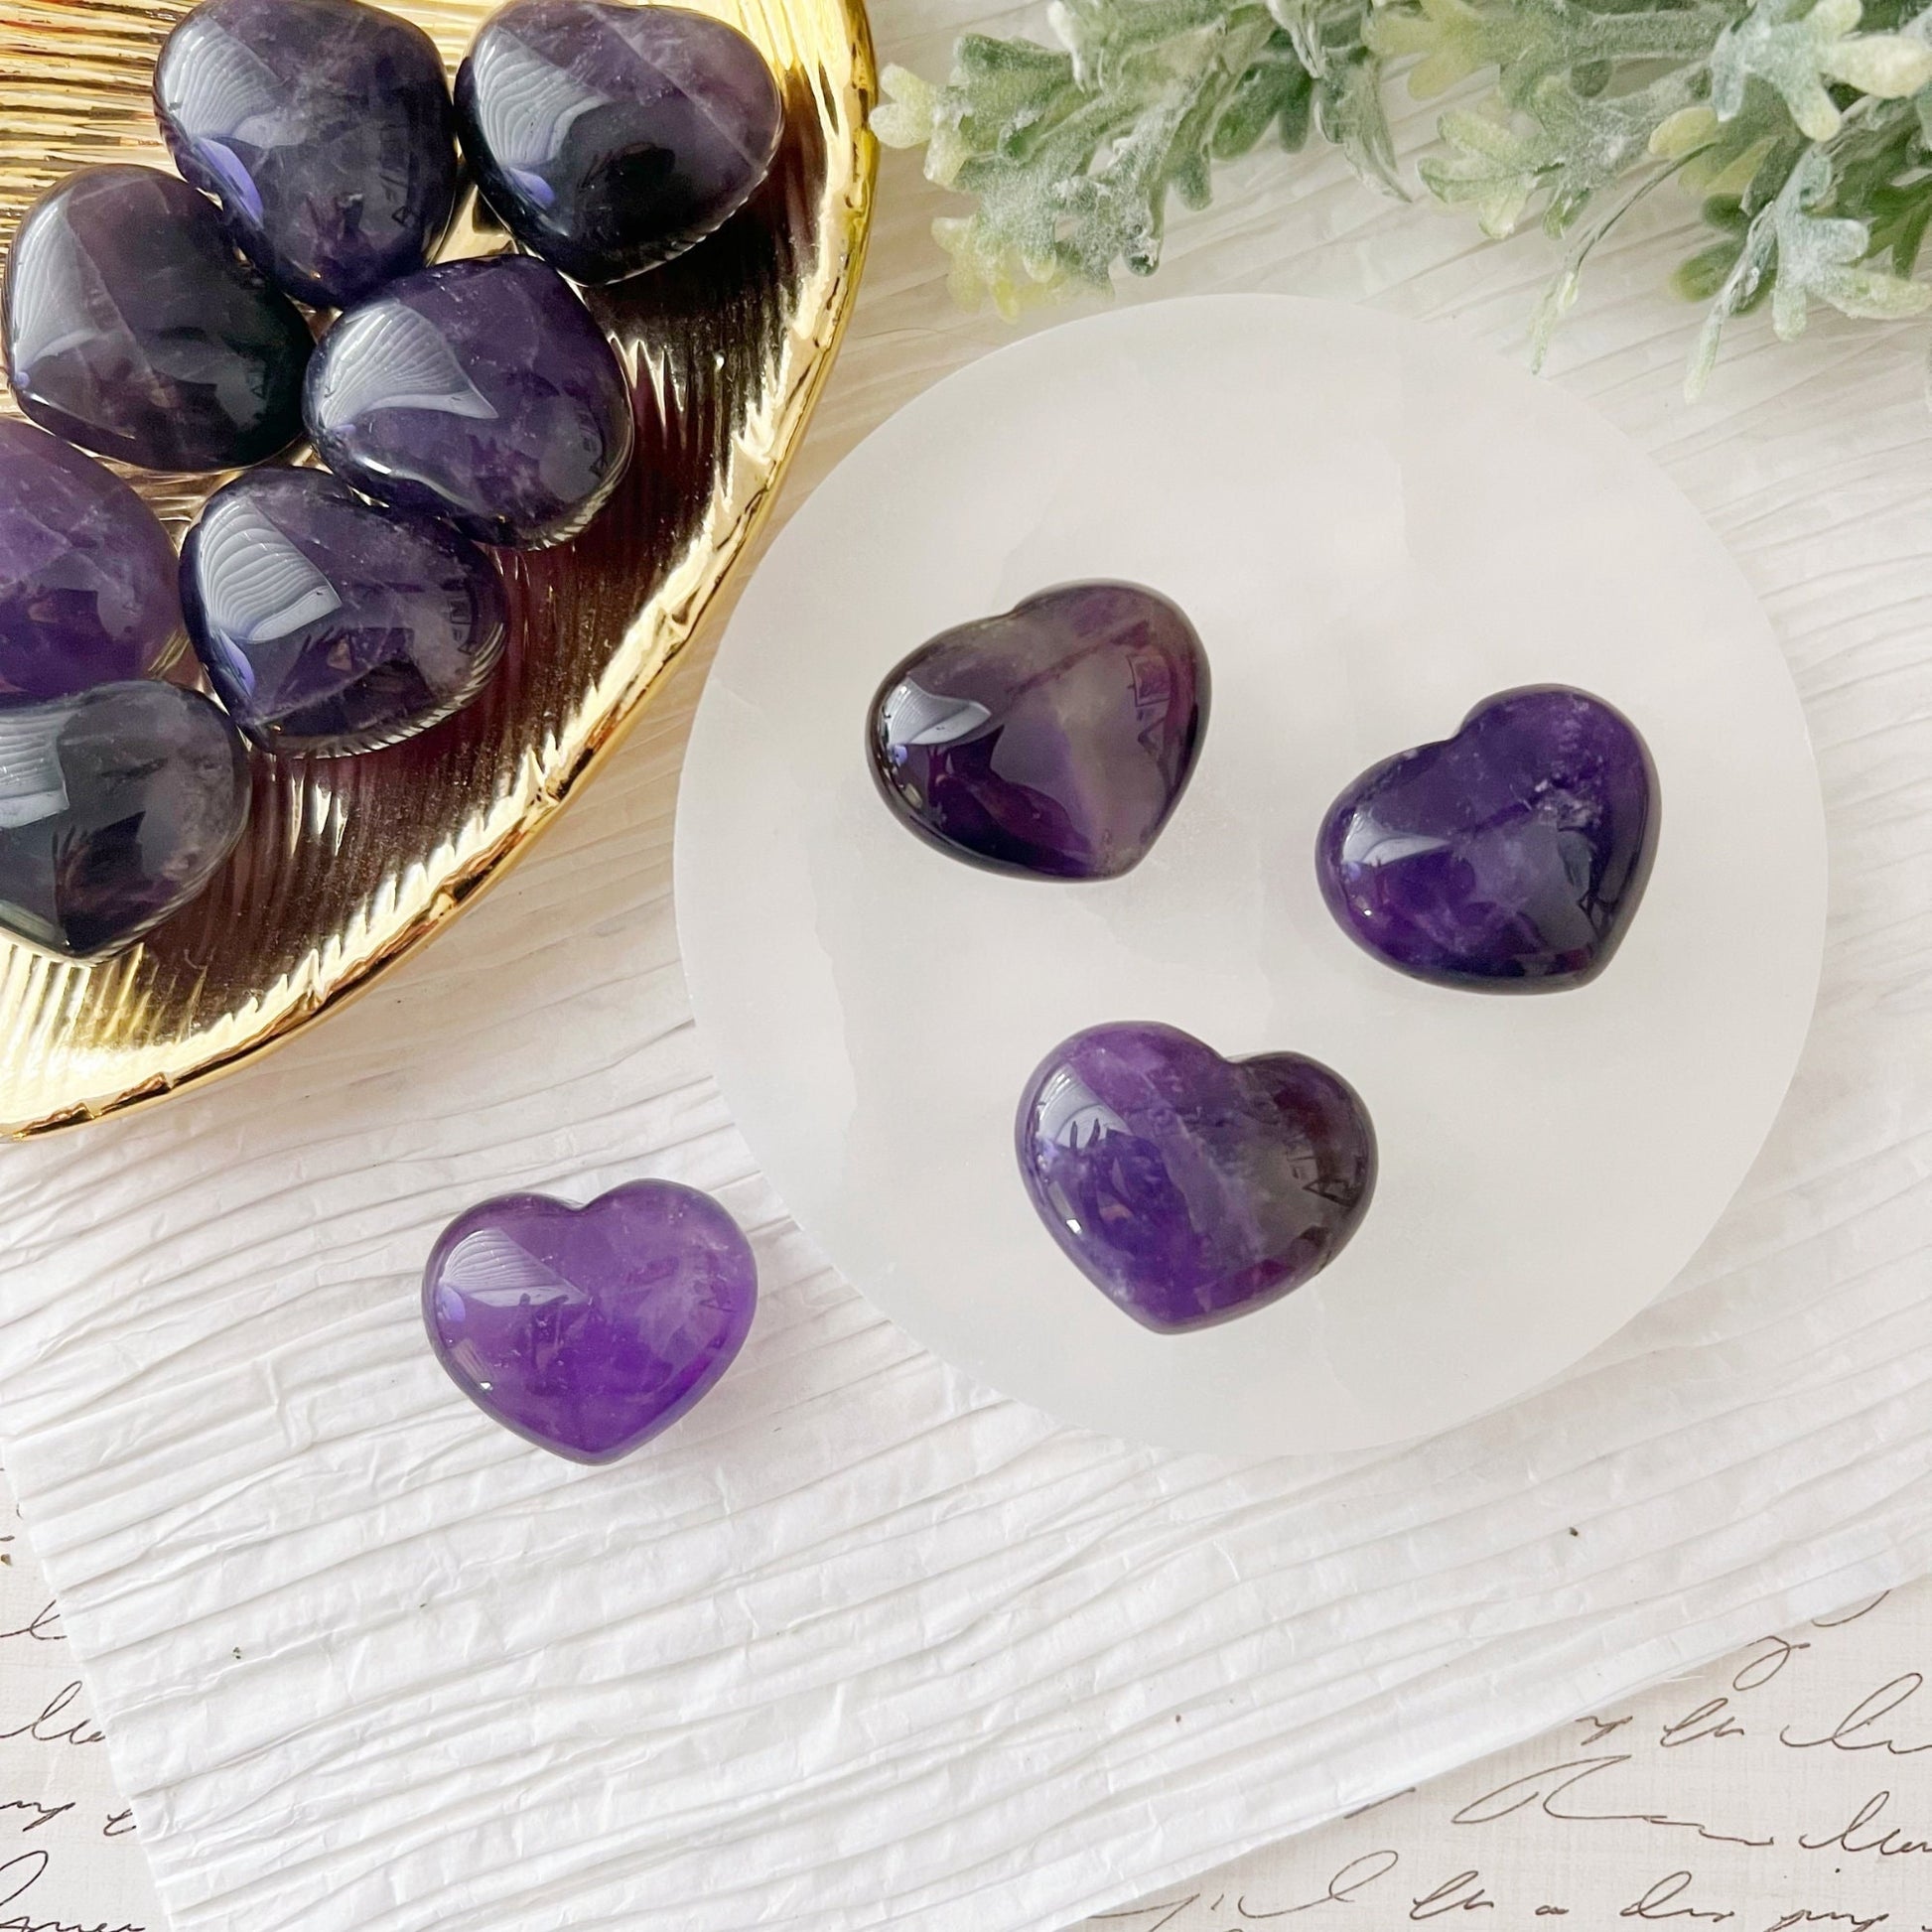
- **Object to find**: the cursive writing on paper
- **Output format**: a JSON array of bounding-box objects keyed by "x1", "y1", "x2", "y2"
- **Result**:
[
  {"x1": 1082, "y1": 1584, "x2": 1932, "y2": 1932},
  {"x1": 0, "y1": 1481, "x2": 156, "y2": 1932}
]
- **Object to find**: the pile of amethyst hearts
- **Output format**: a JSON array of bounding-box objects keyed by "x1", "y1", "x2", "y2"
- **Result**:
[
  {"x1": 869, "y1": 581, "x2": 1663, "y2": 1337},
  {"x1": 419, "y1": 495, "x2": 1659, "y2": 1471},
  {"x1": 0, "y1": 0, "x2": 781, "y2": 959}
]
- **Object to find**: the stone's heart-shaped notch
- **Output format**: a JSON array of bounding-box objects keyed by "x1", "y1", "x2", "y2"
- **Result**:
[
  {"x1": 183, "y1": 467, "x2": 510, "y2": 757},
  {"x1": 423, "y1": 1180, "x2": 758, "y2": 1463},
  {"x1": 1317, "y1": 685, "x2": 1660, "y2": 993},
  {"x1": 155, "y1": 0, "x2": 461, "y2": 310},
  {"x1": 0, "y1": 421, "x2": 181, "y2": 702},
  {"x1": 456, "y1": 0, "x2": 783, "y2": 285},
  {"x1": 305, "y1": 254, "x2": 634, "y2": 548},
  {"x1": 0, "y1": 682, "x2": 251, "y2": 959},
  {"x1": 868, "y1": 581, "x2": 1209, "y2": 881},
  {"x1": 1017, "y1": 1022, "x2": 1376, "y2": 1333},
  {"x1": 3, "y1": 165, "x2": 313, "y2": 474}
]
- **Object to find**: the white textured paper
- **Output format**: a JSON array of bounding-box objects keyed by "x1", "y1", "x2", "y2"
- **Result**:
[
  {"x1": 4, "y1": 5, "x2": 1932, "y2": 1929},
  {"x1": 0, "y1": 1467, "x2": 159, "y2": 1932},
  {"x1": 1086, "y1": 1587, "x2": 1932, "y2": 1930}
]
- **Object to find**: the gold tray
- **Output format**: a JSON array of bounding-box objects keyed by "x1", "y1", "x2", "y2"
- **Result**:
[{"x1": 0, "y1": 0, "x2": 875, "y2": 1134}]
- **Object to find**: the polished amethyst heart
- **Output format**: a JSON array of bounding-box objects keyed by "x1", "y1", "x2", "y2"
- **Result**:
[
  {"x1": 305, "y1": 254, "x2": 634, "y2": 547},
  {"x1": 4, "y1": 165, "x2": 313, "y2": 473},
  {"x1": 456, "y1": 0, "x2": 783, "y2": 285},
  {"x1": 423, "y1": 1180, "x2": 758, "y2": 1463},
  {"x1": 182, "y1": 467, "x2": 509, "y2": 755},
  {"x1": 869, "y1": 582, "x2": 1209, "y2": 881},
  {"x1": 1317, "y1": 685, "x2": 1660, "y2": 992},
  {"x1": 0, "y1": 421, "x2": 180, "y2": 701},
  {"x1": 0, "y1": 682, "x2": 250, "y2": 958},
  {"x1": 1017, "y1": 1022, "x2": 1375, "y2": 1333},
  {"x1": 155, "y1": 0, "x2": 461, "y2": 310}
]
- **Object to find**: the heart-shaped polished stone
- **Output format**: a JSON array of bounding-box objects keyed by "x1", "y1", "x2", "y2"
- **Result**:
[
  {"x1": 423, "y1": 1180, "x2": 758, "y2": 1463},
  {"x1": 869, "y1": 581, "x2": 1209, "y2": 881},
  {"x1": 4, "y1": 165, "x2": 313, "y2": 473},
  {"x1": 1017, "y1": 1022, "x2": 1375, "y2": 1333},
  {"x1": 183, "y1": 467, "x2": 509, "y2": 756},
  {"x1": 1317, "y1": 685, "x2": 1659, "y2": 992},
  {"x1": 0, "y1": 682, "x2": 250, "y2": 959},
  {"x1": 0, "y1": 421, "x2": 180, "y2": 701},
  {"x1": 155, "y1": 0, "x2": 461, "y2": 310},
  {"x1": 305, "y1": 254, "x2": 634, "y2": 547},
  {"x1": 456, "y1": 0, "x2": 783, "y2": 285}
]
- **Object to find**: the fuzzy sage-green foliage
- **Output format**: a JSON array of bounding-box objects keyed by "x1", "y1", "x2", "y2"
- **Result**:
[{"x1": 871, "y1": 0, "x2": 1932, "y2": 390}]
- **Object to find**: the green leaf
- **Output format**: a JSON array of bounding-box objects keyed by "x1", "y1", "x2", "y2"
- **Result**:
[
  {"x1": 1210, "y1": 45, "x2": 1314, "y2": 154},
  {"x1": 1711, "y1": 0, "x2": 1932, "y2": 141},
  {"x1": 1676, "y1": 234, "x2": 1747, "y2": 298},
  {"x1": 1315, "y1": 45, "x2": 1406, "y2": 193},
  {"x1": 874, "y1": 5, "x2": 1296, "y2": 308},
  {"x1": 1374, "y1": 0, "x2": 1734, "y2": 106},
  {"x1": 1866, "y1": 177, "x2": 1932, "y2": 271},
  {"x1": 1689, "y1": 143, "x2": 1932, "y2": 393},
  {"x1": 1420, "y1": 107, "x2": 1548, "y2": 234},
  {"x1": 872, "y1": 66, "x2": 939, "y2": 153},
  {"x1": 881, "y1": 0, "x2": 1932, "y2": 391}
]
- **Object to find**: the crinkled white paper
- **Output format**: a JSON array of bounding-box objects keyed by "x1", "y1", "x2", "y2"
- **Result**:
[{"x1": 3, "y1": 18, "x2": 1932, "y2": 1929}]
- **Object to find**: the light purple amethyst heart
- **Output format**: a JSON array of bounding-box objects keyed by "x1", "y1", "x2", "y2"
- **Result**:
[{"x1": 423, "y1": 1180, "x2": 757, "y2": 1463}]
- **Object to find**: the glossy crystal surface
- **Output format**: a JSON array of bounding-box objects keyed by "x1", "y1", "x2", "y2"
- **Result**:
[
  {"x1": 3, "y1": 164, "x2": 312, "y2": 472},
  {"x1": 1017, "y1": 1021, "x2": 1376, "y2": 1333},
  {"x1": 0, "y1": 421, "x2": 180, "y2": 700},
  {"x1": 156, "y1": 0, "x2": 461, "y2": 309},
  {"x1": 423, "y1": 1179, "x2": 758, "y2": 1462},
  {"x1": 304, "y1": 253, "x2": 634, "y2": 546},
  {"x1": 0, "y1": 0, "x2": 872, "y2": 1135},
  {"x1": 869, "y1": 581, "x2": 1208, "y2": 881},
  {"x1": 182, "y1": 467, "x2": 509, "y2": 755},
  {"x1": 1317, "y1": 685, "x2": 1660, "y2": 992},
  {"x1": 0, "y1": 682, "x2": 250, "y2": 959},
  {"x1": 457, "y1": 0, "x2": 782, "y2": 284}
]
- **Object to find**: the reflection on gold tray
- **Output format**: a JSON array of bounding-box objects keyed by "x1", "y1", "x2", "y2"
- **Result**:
[{"x1": 0, "y1": 0, "x2": 875, "y2": 1135}]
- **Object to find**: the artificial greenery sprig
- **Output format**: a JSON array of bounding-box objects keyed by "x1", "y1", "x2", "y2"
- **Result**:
[{"x1": 872, "y1": 0, "x2": 1932, "y2": 391}]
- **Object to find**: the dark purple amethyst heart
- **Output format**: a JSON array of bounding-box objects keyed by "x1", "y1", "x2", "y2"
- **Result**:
[
  {"x1": 0, "y1": 682, "x2": 250, "y2": 959},
  {"x1": 0, "y1": 421, "x2": 181, "y2": 701},
  {"x1": 155, "y1": 0, "x2": 461, "y2": 310},
  {"x1": 423, "y1": 1180, "x2": 758, "y2": 1463},
  {"x1": 182, "y1": 467, "x2": 509, "y2": 756},
  {"x1": 456, "y1": 0, "x2": 783, "y2": 285},
  {"x1": 868, "y1": 581, "x2": 1208, "y2": 881},
  {"x1": 1017, "y1": 1022, "x2": 1375, "y2": 1333},
  {"x1": 304, "y1": 254, "x2": 634, "y2": 548},
  {"x1": 1317, "y1": 685, "x2": 1660, "y2": 993},
  {"x1": 4, "y1": 165, "x2": 313, "y2": 474}
]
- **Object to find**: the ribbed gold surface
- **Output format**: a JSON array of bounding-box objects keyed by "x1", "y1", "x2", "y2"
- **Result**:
[{"x1": 0, "y1": 0, "x2": 874, "y2": 1135}]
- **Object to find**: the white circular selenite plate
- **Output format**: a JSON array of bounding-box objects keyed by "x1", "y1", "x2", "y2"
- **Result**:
[{"x1": 674, "y1": 296, "x2": 1827, "y2": 1456}]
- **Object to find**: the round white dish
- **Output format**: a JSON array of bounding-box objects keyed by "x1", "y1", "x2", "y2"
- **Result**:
[{"x1": 674, "y1": 295, "x2": 1827, "y2": 1455}]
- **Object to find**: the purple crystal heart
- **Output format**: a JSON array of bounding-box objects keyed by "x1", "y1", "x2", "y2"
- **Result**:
[
  {"x1": 0, "y1": 682, "x2": 250, "y2": 958},
  {"x1": 1316, "y1": 685, "x2": 1660, "y2": 992},
  {"x1": 155, "y1": 0, "x2": 461, "y2": 310},
  {"x1": 0, "y1": 421, "x2": 180, "y2": 701},
  {"x1": 4, "y1": 165, "x2": 313, "y2": 474},
  {"x1": 1017, "y1": 1022, "x2": 1375, "y2": 1333},
  {"x1": 305, "y1": 254, "x2": 634, "y2": 548},
  {"x1": 869, "y1": 581, "x2": 1209, "y2": 881},
  {"x1": 456, "y1": 0, "x2": 783, "y2": 285},
  {"x1": 182, "y1": 467, "x2": 509, "y2": 756},
  {"x1": 423, "y1": 1180, "x2": 758, "y2": 1463}
]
